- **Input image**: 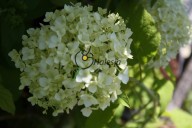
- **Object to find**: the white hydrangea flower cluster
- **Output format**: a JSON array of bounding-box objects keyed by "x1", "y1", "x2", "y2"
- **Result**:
[
  {"x1": 146, "y1": 0, "x2": 192, "y2": 67},
  {"x1": 8, "y1": 3, "x2": 133, "y2": 117}
]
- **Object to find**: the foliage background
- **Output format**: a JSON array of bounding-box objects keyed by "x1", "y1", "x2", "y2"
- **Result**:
[{"x1": 0, "y1": 0, "x2": 192, "y2": 128}]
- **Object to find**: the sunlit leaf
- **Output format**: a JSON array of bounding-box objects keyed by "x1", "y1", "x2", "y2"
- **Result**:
[
  {"x1": 119, "y1": 93, "x2": 130, "y2": 108},
  {"x1": 165, "y1": 109, "x2": 192, "y2": 128},
  {"x1": 157, "y1": 81, "x2": 174, "y2": 112}
]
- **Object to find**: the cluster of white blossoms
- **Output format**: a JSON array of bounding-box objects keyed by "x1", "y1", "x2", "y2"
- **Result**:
[
  {"x1": 146, "y1": 0, "x2": 192, "y2": 67},
  {"x1": 9, "y1": 3, "x2": 133, "y2": 117}
]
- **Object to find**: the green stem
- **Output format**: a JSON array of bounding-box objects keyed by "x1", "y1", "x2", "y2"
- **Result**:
[
  {"x1": 105, "y1": 0, "x2": 112, "y2": 9},
  {"x1": 139, "y1": 63, "x2": 142, "y2": 81},
  {"x1": 128, "y1": 77, "x2": 158, "y2": 126},
  {"x1": 129, "y1": 77, "x2": 157, "y2": 101}
]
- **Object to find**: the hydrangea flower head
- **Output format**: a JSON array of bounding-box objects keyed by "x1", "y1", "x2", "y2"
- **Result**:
[
  {"x1": 9, "y1": 3, "x2": 133, "y2": 117},
  {"x1": 146, "y1": 0, "x2": 192, "y2": 67}
]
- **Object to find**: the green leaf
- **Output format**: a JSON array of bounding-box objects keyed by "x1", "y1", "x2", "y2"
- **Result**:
[
  {"x1": 0, "y1": 85, "x2": 15, "y2": 114},
  {"x1": 119, "y1": 93, "x2": 130, "y2": 108},
  {"x1": 116, "y1": 0, "x2": 161, "y2": 65},
  {"x1": 85, "y1": 103, "x2": 118, "y2": 128},
  {"x1": 157, "y1": 81, "x2": 174, "y2": 112},
  {"x1": 166, "y1": 109, "x2": 192, "y2": 128}
]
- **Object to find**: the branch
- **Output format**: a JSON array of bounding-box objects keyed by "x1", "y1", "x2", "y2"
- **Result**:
[{"x1": 168, "y1": 57, "x2": 192, "y2": 109}]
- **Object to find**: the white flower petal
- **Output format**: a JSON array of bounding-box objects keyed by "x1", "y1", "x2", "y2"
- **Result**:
[
  {"x1": 118, "y1": 67, "x2": 129, "y2": 84},
  {"x1": 54, "y1": 93, "x2": 61, "y2": 101},
  {"x1": 81, "y1": 107, "x2": 92, "y2": 117},
  {"x1": 38, "y1": 77, "x2": 47, "y2": 87}
]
